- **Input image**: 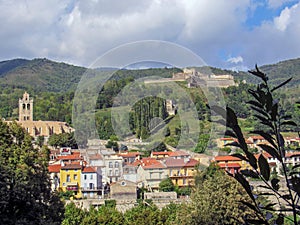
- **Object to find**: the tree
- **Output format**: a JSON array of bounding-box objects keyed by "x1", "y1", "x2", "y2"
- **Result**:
[
  {"x1": 178, "y1": 163, "x2": 256, "y2": 225},
  {"x1": 211, "y1": 66, "x2": 300, "y2": 224},
  {"x1": 159, "y1": 177, "x2": 175, "y2": 192},
  {"x1": 48, "y1": 132, "x2": 78, "y2": 148},
  {"x1": 0, "y1": 121, "x2": 64, "y2": 224},
  {"x1": 123, "y1": 201, "x2": 160, "y2": 225},
  {"x1": 62, "y1": 202, "x2": 86, "y2": 225}
]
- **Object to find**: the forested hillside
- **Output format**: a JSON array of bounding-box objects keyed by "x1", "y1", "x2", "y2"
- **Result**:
[{"x1": 0, "y1": 58, "x2": 299, "y2": 148}]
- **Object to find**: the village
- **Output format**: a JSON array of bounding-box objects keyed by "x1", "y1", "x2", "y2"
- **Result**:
[{"x1": 5, "y1": 91, "x2": 300, "y2": 211}]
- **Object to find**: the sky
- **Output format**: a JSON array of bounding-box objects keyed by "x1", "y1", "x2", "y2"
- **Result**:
[{"x1": 1, "y1": 0, "x2": 300, "y2": 70}]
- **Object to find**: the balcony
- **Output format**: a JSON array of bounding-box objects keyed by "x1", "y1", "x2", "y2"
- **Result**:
[
  {"x1": 81, "y1": 187, "x2": 102, "y2": 192},
  {"x1": 169, "y1": 173, "x2": 193, "y2": 178},
  {"x1": 66, "y1": 183, "x2": 78, "y2": 191}
]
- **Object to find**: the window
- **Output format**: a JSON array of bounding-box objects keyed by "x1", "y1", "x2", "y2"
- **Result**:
[
  {"x1": 89, "y1": 183, "x2": 94, "y2": 189},
  {"x1": 90, "y1": 174, "x2": 93, "y2": 179},
  {"x1": 109, "y1": 162, "x2": 113, "y2": 168},
  {"x1": 115, "y1": 161, "x2": 119, "y2": 168},
  {"x1": 66, "y1": 175, "x2": 70, "y2": 182},
  {"x1": 74, "y1": 174, "x2": 77, "y2": 180},
  {"x1": 109, "y1": 170, "x2": 112, "y2": 176},
  {"x1": 115, "y1": 170, "x2": 119, "y2": 176},
  {"x1": 84, "y1": 174, "x2": 87, "y2": 180}
]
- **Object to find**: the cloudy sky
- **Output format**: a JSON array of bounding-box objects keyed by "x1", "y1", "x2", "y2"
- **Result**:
[{"x1": 1, "y1": 0, "x2": 300, "y2": 70}]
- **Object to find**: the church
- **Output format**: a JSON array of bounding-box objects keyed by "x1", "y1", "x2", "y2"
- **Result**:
[{"x1": 6, "y1": 92, "x2": 74, "y2": 141}]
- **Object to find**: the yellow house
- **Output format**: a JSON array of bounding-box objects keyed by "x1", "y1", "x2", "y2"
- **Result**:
[
  {"x1": 164, "y1": 158, "x2": 199, "y2": 187},
  {"x1": 214, "y1": 155, "x2": 252, "y2": 174},
  {"x1": 60, "y1": 162, "x2": 83, "y2": 199}
]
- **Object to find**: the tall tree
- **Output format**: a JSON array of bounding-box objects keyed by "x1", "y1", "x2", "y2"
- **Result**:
[{"x1": 0, "y1": 121, "x2": 64, "y2": 224}]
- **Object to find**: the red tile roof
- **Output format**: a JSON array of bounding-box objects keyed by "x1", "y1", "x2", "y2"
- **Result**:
[
  {"x1": 61, "y1": 163, "x2": 82, "y2": 170},
  {"x1": 82, "y1": 167, "x2": 96, "y2": 173},
  {"x1": 286, "y1": 151, "x2": 300, "y2": 158},
  {"x1": 184, "y1": 158, "x2": 199, "y2": 167},
  {"x1": 169, "y1": 150, "x2": 190, "y2": 157},
  {"x1": 48, "y1": 164, "x2": 61, "y2": 173},
  {"x1": 220, "y1": 137, "x2": 236, "y2": 141},
  {"x1": 214, "y1": 155, "x2": 241, "y2": 162},
  {"x1": 164, "y1": 158, "x2": 199, "y2": 168},
  {"x1": 89, "y1": 154, "x2": 103, "y2": 160},
  {"x1": 164, "y1": 158, "x2": 185, "y2": 167},
  {"x1": 136, "y1": 158, "x2": 166, "y2": 169},
  {"x1": 57, "y1": 154, "x2": 83, "y2": 160},
  {"x1": 152, "y1": 151, "x2": 171, "y2": 156}
]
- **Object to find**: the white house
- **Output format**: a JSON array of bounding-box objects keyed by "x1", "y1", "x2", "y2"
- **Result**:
[{"x1": 81, "y1": 166, "x2": 102, "y2": 199}]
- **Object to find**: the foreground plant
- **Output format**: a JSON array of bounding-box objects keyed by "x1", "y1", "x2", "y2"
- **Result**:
[{"x1": 211, "y1": 66, "x2": 299, "y2": 224}]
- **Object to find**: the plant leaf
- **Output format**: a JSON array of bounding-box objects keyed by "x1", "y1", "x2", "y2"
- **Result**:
[
  {"x1": 251, "y1": 130, "x2": 277, "y2": 149},
  {"x1": 240, "y1": 169, "x2": 259, "y2": 179},
  {"x1": 258, "y1": 154, "x2": 270, "y2": 181},
  {"x1": 235, "y1": 172, "x2": 256, "y2": 202},
  {"x1": 271, "y1": 178, "x2": 280, "y2": 191},
  {"x1": 271, "y1": 77, "x2": 292, "y2": 92},
  {"x1": 231, "y1": 153, "x2": 248, "y2": 162},
  {"x1": 281, "y1": 121, "x2": 297, "y2": 127},
  {"x1": 258, "y1": 144, "x2": 281, "y2": 162}
]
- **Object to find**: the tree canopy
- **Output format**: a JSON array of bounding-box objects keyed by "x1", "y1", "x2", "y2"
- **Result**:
[{"x1": 0, "y1": 120, "x2": 64, "y2": 224}]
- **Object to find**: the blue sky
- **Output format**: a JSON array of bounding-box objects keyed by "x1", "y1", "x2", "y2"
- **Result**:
[{"x1": 0, "y1": 0, "x2": 300, "y2": 70}]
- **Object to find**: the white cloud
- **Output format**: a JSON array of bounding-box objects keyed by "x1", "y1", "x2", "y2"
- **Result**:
[
  {"x1": 227, "y1": 56, "x2": 244, "y2": 64},
  {"x1": 267, "y1": 0, "x2": 296, "y2": 8},
  {"x1": 0, "y1": 0, "x2": 300, "y2": 69}
]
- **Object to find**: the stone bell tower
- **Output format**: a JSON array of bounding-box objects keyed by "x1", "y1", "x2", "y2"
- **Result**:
[{"x1": 19, "y1": 92, "x2": 33, "y2": 121}]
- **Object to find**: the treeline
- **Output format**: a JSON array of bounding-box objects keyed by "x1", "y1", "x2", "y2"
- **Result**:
[{"x1": 129, "y1": 96, "x2": 168, "y2": 139}]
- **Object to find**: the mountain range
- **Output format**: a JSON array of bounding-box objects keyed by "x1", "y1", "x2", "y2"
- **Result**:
[{"x1": 0, "y1": 57, "x2": 299, "y2": 93}]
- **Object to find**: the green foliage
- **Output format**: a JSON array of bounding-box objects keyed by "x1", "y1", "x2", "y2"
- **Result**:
[
  {"x1": 180, "y1": 163, "x2": 256, "y2": 225},
  {"x1": 0, "y1": 120, "x2": 64, "y2": 224},
  {"x1": 159, "y1": 177, "x2": 175, "y2": 192},
  {"x1": 48, "y1": 132, "x2": 78, "y2": 148},
  {"x1": 123, "y1": 201, "x2": 161, "y2": 225},
  {"x1": 62, "y1": 202, "x2": 86, "y2": 225},
  {"x1": 58, "y1": 190, "x2": 75, "y2": 200},
  {"x1": 105, "y1": 199, "x2": 117, "y2": 208}
]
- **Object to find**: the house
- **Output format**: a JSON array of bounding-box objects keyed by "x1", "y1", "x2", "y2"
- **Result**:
[
  {"x1": 60, "y1": 162, "x2": 83, "y2": 198},
  {"x1": 48, "y1": 164, "x2": 61, "y2": 191},
  {"x1": 136, "y1": 158, "x2": 168, "y2": 191},
  {"x1": 81, "y1": 166, "x2": 102, "y2": 199},
  {"x1": 216, "y1": 137, "x2": 236, "y2": 149},
  {"x1": 168, "y1": 150, "x2": 190, "y2": 159},
  {"x1": 214, "y1": 155, "x2": 245, "y2": 174},
  {"x1": 150, "y1": 150, "x2": 190, "y2": 160},
  {"x1": 110, "y1": 179, "x2": 137, "y2": 200},
  {"x1": 164, "y1": 158, "x2": 199, "y2": 187},
  {"x1": 123, "y1": 163, "x2": 138, "y2": 183},
  {"x1": 118, "y1": 152, "x2": 141, "y2": 164},
  {"x1": 101, "y1": 150, "x2": 123, "y2": 183},
  {"x1": 150, "y1": 151, "x2": 171, "y2": 159}
]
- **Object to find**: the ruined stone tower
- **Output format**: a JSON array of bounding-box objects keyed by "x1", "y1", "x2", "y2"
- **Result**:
[{"x1": 19, "y1": 92, "x2": 33, "y2": 121}]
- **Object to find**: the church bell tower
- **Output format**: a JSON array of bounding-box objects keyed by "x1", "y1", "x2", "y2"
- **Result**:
[{"x1": 19, "y1": 92, "x2": 33, "y2": 121}]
